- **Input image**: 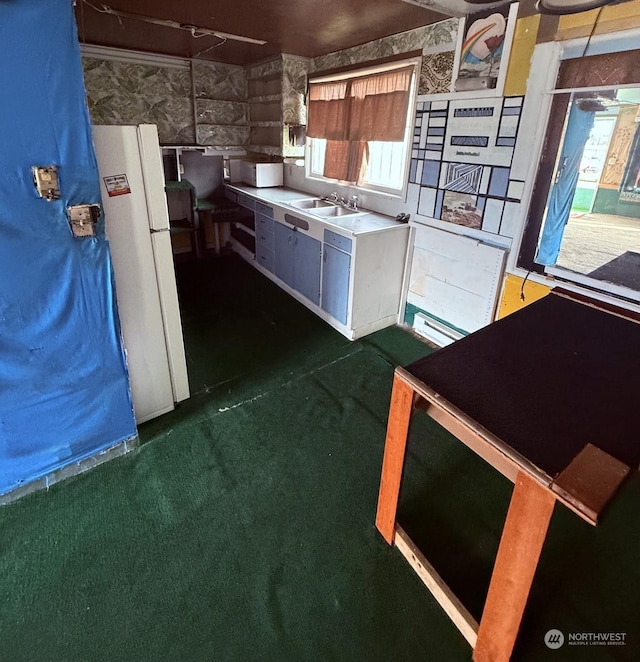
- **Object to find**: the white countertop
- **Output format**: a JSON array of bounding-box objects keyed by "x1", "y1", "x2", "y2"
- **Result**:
[{"x1": 226, "y1": 184, "x2": 409, "y2": 237}]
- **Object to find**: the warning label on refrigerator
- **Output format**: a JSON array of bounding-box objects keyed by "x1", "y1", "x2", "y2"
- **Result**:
[{"x1": 103, "y1": 174, "x2": 131, "y2": 197}]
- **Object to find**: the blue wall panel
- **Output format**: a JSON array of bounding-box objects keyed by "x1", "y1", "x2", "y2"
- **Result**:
[{"x1": 0, "y1": 0, "x2": 136, "y2": 495}]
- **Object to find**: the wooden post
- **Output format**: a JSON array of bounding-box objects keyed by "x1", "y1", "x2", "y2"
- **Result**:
[
  {"x1": 375, "y1": 372, "x2": 415, "y2": 544},
  {"x1": 473, "y1": 472, "x2": 556, "y2": 662}
]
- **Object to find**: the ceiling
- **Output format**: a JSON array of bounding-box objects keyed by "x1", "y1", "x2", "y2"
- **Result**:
[{"x1": 74, "y1": 0, "x2": 462, "y2": 66}]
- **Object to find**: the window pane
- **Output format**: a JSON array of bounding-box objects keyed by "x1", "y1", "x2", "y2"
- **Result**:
[
  {"x1": 306, "y1": 60, "x2": 417, "y2": 194},
  {"x1": 364, "y1": 141, "x2": 405, "y2": 190},
  {"x1": 310, "y1": 138, "x2": 327, "y2": 176}
]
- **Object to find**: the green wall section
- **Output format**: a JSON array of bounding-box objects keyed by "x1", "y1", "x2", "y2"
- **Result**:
[
  {"x1": 570, "y1": 187, "x2": 595, "y2": 213},
  {"x1": 592, "y1": 187, "x2": 640, "y2": 218}
]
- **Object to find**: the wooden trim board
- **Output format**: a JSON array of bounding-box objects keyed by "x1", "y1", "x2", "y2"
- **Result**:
[
  {"x1": 395, "y1": 525, "x2": 479, "y2": 648},
  {"x1": 552, "y1": 443, "x2": 630, "y2": 525},
  {"x1": 473, "y1": 472, "x2": 556, "y2": 662},
  {"x1": 375, "y1": 373, "x2": 415, "y2": 544}
]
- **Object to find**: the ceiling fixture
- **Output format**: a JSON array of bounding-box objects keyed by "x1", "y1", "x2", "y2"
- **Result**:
[{"x1": 80, "y1": 1, "x2": 267, "y2": 45}]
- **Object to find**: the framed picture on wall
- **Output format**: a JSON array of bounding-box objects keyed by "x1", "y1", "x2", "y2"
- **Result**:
[{"x1": 450, "y1": 2, "x2": 519, "y2": 97}]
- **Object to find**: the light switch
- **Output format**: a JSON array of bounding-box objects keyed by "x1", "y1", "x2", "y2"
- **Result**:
[
  {"x1": 32, "y1": 165, "x2": 60, "y2": 201},
  {"x1": 67, "y1": 204, "x2": 101, "y2": 238}
]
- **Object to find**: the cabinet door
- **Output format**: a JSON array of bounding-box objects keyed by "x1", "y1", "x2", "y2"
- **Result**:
[
  {"x1": 274, "y1": 221, "x2": 295, "y2": 288},
  {"x1": 294, "y1": 232, "x2": 322, "y2": 305},
  {"x1": 321, "y1": 244, "x2": 351, "y2": 324}
]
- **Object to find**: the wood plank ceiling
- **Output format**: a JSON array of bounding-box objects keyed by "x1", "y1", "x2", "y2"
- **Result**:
[{"x1": 74, "y1": 0, "x2": 452, "y2": 65}]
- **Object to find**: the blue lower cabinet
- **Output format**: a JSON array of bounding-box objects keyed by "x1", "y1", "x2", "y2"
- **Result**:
[
  {"x1": 256, "y1": 246, "x2": 274, "y2": 272},
  {"x1": 274, "y1": 221, "x2": 295, "y2": 288},
  {"x1": 294, "y1": 232, "x2": 321, "y2": 305},
  {"x1": 274, "y1": 221, "x2": 321, "y2": 305},
  {"x1": 256, "y1": 212, "x2": 274, "y2": 235},
  {"x1": 255, "y1": 216, "x2": 274, "y2": 273},
  {"x1": 321, "y1": 244, "x2": 351, "y2": 324}
]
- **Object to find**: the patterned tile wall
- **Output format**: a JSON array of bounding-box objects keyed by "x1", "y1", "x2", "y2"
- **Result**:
[
  {"x1": 196, "y1": 125, "x2": 250, "y2": 145},
  {"x1": 83, "y1": 58, "x2": 249, "y2": 146},
  {"x1": 282, "y1": 57, "x2": 309, "y2": 126},
  {"x1": 309, "y1": 18, "x2": 458, "y2": 73},
  {"x1": 83, "y1": 58, "x2": 195, "y2": 144},
  {"x1": 410, "y1": 96, "x2": 525, "y2": 239},
  {"x1": 192, "y1": 61, "x2": 247, "y2": 101}
]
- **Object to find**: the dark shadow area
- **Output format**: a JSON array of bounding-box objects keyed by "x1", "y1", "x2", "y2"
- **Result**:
[{"x1": 175, "y1": 253, "x2": 353, "y2": 396}]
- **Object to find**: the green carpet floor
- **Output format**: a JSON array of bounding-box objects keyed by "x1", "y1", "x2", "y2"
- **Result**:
[{"x1": 0, "y1": 254, "x2": 637, "y2": 661}]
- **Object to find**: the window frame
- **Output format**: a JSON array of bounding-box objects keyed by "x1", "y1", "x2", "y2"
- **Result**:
[{"x1": 305, "y1": 56, "x2": 421, "y2": 200}]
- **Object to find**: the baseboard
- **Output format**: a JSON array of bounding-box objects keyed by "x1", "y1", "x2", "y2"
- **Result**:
[{"x1": 0, "y1": 437, "x2": 139, "y2": 506}]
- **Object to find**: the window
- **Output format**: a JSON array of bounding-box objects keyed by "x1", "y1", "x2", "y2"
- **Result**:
[
  {"x1": 518, "y1": 48, "x2": 640, "y2": 302},
  {"x1": 306, "y1": 60, "x2": 419, "y2": 196}
]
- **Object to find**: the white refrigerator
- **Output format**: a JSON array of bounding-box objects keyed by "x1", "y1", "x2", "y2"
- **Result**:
[{"x1": 92, "y1": 124, "x2": 190, "y2": 423}]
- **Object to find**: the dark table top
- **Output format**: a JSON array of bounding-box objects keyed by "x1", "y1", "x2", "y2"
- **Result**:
[{"x1": 405, "y1": 292, "x2": 640, "y2": 478}]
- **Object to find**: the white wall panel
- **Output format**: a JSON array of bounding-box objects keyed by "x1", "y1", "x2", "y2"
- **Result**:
[{"x1": 407, "y1": 225, "x2": 507, "y2": 334}]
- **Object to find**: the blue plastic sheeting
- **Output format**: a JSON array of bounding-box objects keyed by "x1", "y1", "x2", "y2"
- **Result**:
[
  {"x1": 536, "y1": 103, "x2": 595, "y2": 266},
  {"x1": 0, "y1": 0, "x2": 136, "y2": 495}
]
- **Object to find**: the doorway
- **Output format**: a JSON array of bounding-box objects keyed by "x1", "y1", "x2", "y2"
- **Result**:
[{"x1": 536, "y1": 87, "x2": 640, "y2": 298}]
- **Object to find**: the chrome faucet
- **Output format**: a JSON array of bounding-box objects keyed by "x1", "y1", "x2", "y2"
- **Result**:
[{"x1": 322, "y1": 191, "x2": 359, "y2": 211}]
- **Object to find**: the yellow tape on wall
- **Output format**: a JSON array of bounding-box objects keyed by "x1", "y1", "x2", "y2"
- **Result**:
[
  {"x1": 497, "y1": 273, "x2": 552, "y2": 319},
  {"x1": 504, "y1": 14, "x2": 541, "y2": 97},
  {"x1": 556, "y1": 0, "x2": 640, "y2": 40}
]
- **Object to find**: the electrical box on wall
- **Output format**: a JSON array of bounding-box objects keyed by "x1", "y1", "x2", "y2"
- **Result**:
[
  {"x1": 32, "y1": 165, "x2": 60, "y2": 201},
  {"x1": 67, "y1": 204, "x2": 101, "y2": 237}
]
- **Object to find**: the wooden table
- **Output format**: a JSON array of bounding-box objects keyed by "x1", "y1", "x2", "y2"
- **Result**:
[{"x1": 376, "y1": 289, "x2": 639, "y2": 662}]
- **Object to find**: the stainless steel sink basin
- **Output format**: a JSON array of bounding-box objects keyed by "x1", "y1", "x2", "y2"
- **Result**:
[
  {"x1": 308, "y1": 205, "x2": 359, "y2": 217},
  {"x1": 288, "y1": 198, "x2": 333, "y2": 209}
]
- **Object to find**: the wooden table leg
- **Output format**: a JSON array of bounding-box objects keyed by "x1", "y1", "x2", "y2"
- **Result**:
[
  {"x1": 473, "y1": 472, "x2": 556, "y2": 662},
  {"x1": 375, "y1": 372, "x2": 415, "y2": 544}
]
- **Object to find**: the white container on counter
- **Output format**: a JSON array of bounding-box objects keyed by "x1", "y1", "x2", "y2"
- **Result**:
[{"x1": 241, "y1": 161, "x2": 283, "y2": 188}]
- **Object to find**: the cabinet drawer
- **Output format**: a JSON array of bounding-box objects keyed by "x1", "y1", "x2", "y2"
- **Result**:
[
  {"x1": 236, "y1": 192, "x2": 255, "y2": 210},
  {"x1": 256, "y1": 213, "x2": 274, "y2": 234},
  {"x1": 256, "y1": 228, "x2": 274, "y2": 251},
  {"x1": 225, "y1": 188, "x2": 238, "y2": 203},
  {"x1": 256, "y1": 246, "x2": 274, "y2": 272},
  {"x1": 255, "y1": 201, "x2": 274, "y2": 218},
  {"x1": 324, "y1": 229, "x2": 352, "y2": 254}
]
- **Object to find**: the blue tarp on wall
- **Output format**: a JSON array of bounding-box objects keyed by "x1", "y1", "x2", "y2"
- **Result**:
[{"x1": 0, "y1": 0, "x2": 137, "y2": 495}]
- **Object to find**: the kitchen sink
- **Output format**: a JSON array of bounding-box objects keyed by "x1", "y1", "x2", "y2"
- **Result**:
[
  {"x1": 307, "y1": 205, "x2": 360, "y2": 217},
  {"x1": 288, "y1": 198, "x2": 333, "y2": 209}
]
